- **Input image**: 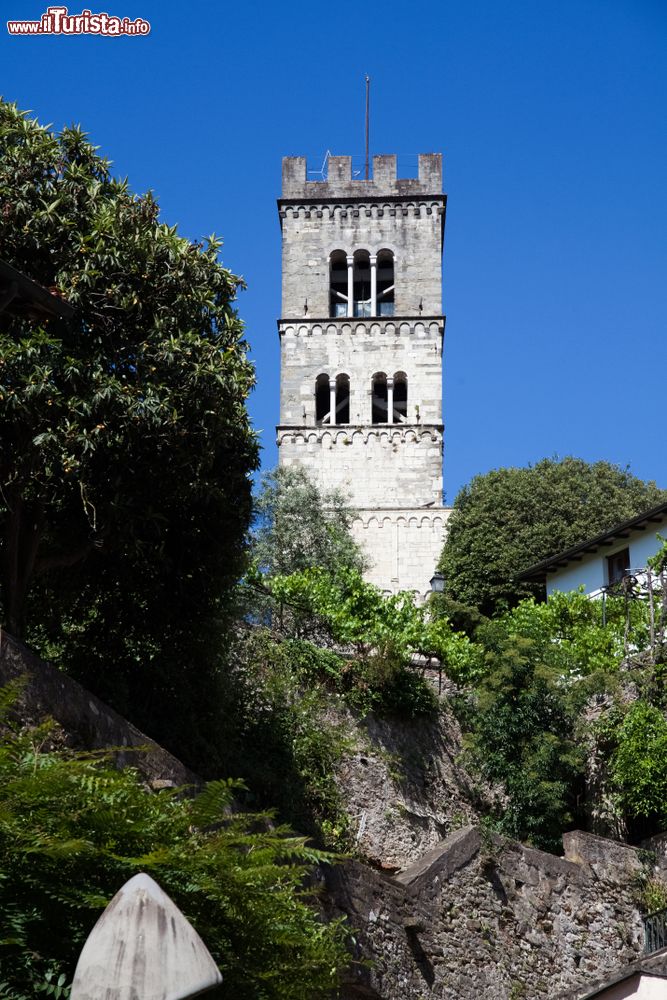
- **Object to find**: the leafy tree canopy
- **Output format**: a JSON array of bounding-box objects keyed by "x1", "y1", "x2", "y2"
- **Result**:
[
  {"x1": 0, "y1": 688, "x2": 348, "y2": 1000},
  {"x1": 439, "y1": 457, "x2": 665, "y2": 617},
  {"x1": 0, "y1": 101, "x2": 257, "y2": 758},
  {"x1": 252, "y1": 466, "x2": 365, "y2": 579}
]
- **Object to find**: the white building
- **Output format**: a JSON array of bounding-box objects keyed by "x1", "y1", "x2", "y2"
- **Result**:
[
  {"x1": 520, "y1": 502, "x2": 667, "y2": 598},
  {"x1": 276, "y1": 154, "x2": 452, "y2": 597}
]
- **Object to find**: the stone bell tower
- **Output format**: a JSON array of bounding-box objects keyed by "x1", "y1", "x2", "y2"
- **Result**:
[{"x1": 277, "y1": 153, "x2": 451, "y2": 597}]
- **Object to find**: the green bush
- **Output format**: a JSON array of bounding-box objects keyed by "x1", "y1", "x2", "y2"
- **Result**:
[
  {"x1": 439, "y1": 457, "x2": 665, "y2": 616},
  {"x1": 216, "y1": 629, "x2": 354, "y2": 848},
  {"x1": 465, "y1": 636, "x2": 585, "y2": 852},
  {"x1": 611, "y1": 701, "x2": 667, "y2": 827},
  {"x1": 0, "y1": 687, "x2": 348, "y2": 1000}
]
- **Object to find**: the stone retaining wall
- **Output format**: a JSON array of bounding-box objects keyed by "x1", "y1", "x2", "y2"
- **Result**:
[
  {"x1": 323, "y1": 826, "x2": 657, "y2": 1000},
  {"x1": 0, "y1": 630, "x2": 198, "y2": 788}
]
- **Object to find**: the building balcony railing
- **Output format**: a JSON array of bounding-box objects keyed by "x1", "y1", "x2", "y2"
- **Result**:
[{"x1": 644, "y1": 907, "x2": 667, "y2": 954}]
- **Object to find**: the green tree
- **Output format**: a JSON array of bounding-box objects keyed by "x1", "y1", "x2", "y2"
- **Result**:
[
  {"x1": 439, "y1": 457, "x2": 665, "y2": 617},
  {"x1": 0, "y1": 101, "x2": 257, "y2": 756},
  {"x1": 611, "y1": 701, "x2": 667, "y2": 831},
  {"x1": 0, "y1": 689, "x2": 348, "y2": 1000},
  {"x1": 252, "y1": 466, "x2": 365, "y2": 579},
  {"x1": 467, "y1": 635, "x2": 585, "y2": 852}
]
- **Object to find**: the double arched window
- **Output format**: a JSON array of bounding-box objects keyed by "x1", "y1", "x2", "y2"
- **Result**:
[
  {"x1": 315, "y1": 372, "x2": 350, "y2": 426},
  {"x1": 329, "y1": 250, "x2": 395, "y2": 318},
  {"x1": 371, "y1": 371, "x2": 408, "y2": 424},
  {"x1": 315, "y1": 370, "x2": 407, "y2": 425}
]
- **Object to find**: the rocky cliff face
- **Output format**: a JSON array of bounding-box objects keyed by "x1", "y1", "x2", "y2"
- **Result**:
[
  {"x1": 333, "y1": 701, "x2": 487, "y2": 869},
  {"x1": 319, "y1": 697, "x2": 660, "y2": 1000}
]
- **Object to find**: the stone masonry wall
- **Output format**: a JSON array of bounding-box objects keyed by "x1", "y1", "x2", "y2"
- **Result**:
[
  {"x1": 278, "y1": 319, "x2": 444, "y2": 427},
  {"x1": 333, "y1": 703, "x2": 482, "y2": 868},
  {"x1": 322, "y1": 827, "x2": 655, "y2": 1000},
  {"x1": 0, "y1": 630, "x2": 198, "y2": 788},
  {"x1": 277, "y1": 427, "x2": 444, "y2": 508},
  {"x1": 350, "y1": 507, "x2": 451, "y2": 598},
  {"x1": 278, "y1": 424, "x2": 449, "y2": 594}
]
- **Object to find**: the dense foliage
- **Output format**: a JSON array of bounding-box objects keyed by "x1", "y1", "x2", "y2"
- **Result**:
[
  {"x1": 216, "y1": 628, "x2": 355, "y2": 848},
  {"x1": 439, "y1": 457, "x2": 665, "y2": 617},
  {"x1": 252, "y1": 467, "x2": 365, "y2": 579},
  {"x1": 224, "y1": 566, "x2": 446, "y2": 843},
  {"x1": 0, "y1": 100, "x2": 257, "y2": 761},
  {"x1": 611, "y1": 701, "x2": 667, "y2": 830},
  {"x1": 447, "y1": 587, "x2": 667, "y2": 850},
  {"x1": 266, "y1": 566, "x2": 449, "y2": 713},
  {"x1": 465, "y1": 634, "x2": 585, "y2": 852},
  {"x1": 0, "y1": 689, "x2": 348, "y2": 1000}
]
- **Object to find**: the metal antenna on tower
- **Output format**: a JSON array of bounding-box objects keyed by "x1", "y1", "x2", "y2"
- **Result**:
[{"x1": 365, "y1": 75, "x2": 370, "y2": 180}]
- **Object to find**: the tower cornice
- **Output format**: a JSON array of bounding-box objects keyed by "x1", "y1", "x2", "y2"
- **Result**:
[
  {"x1": 278, "y1": 314, "x2": 445, "y2": 325},
  {"x1": 278, "y1": 193, "x2": 447, "y2": 207},
  {"x1": 277, "y1": 196, "x2": 446, "y2": 238}
]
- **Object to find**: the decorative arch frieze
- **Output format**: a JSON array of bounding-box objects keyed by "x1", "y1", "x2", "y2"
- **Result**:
[{"x1": 279, "y1": 200, "x2": 442, "y2": 224}]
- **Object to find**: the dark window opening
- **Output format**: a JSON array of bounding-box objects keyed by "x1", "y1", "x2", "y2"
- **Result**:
[
  {"x1": 371, "y1": 372, "x2": 387, "y2": 424},
  {"x1": 336, "y1": 373, "x2": 350, "y2": 424},
  {"x1": 353, "y1": 251, "x2": 371, "y2": 317},
  {"x1": 315, "y1": 373, "x2": 330, "y2": 424},
  {"x1": 394, "y1": 372, "x2": 407, "y2": 422},
  {"x1": 329, "y1": 251, "x2": 348, "y2": 318},
  {"x1": 377, "y1": 250, "x2": 395, "y2": 317},
  {"x1": 607, "y1": 548, "x2": 630, "y2": 585}
]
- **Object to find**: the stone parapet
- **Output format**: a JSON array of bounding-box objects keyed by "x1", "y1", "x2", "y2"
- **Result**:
[{"x1": 281, "y1": 153, "x2": 443, "y2": 200}]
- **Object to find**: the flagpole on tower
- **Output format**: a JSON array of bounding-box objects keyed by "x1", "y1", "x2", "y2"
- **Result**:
[{"x1": 365, "y1": 75, "x2": 370, "y2": 180}]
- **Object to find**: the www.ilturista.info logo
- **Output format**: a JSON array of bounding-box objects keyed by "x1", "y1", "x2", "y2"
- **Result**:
[{"x1": 7, "y1": 6, "x2": 150, "y2": 35}]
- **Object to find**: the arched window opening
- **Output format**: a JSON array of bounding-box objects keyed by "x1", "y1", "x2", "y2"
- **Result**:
[
  {"x1": 377, "y1": 250, "x2": 395, "y2": 317},
  {"x1": 315, "y1": 373, "x2": 330, "y2": 424},
  {"x1": 371, "y1": 372, "x2": 387, "y2": 424},
  {"x1": 336, "y1": 373, "x2": 350, "y2": 424},
  {"x1": 393, "y1": 372, "x2": 407, "y2": 422},
  {"x1": 353, "y1": 251, "x2": 371, "y2": 317},
  {"x1": 329, "y1": 251, "x2": 348, "y2": 318}
]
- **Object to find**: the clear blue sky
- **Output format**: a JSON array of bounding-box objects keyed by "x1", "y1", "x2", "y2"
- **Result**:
[{"x1": 2, "y1": 0, "x2": 666, "y2": 500}]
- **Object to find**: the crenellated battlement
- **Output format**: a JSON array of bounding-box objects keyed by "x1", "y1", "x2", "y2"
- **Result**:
[{"x1": 281, "y1": 154, "x2": 443, "y2": 200}]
